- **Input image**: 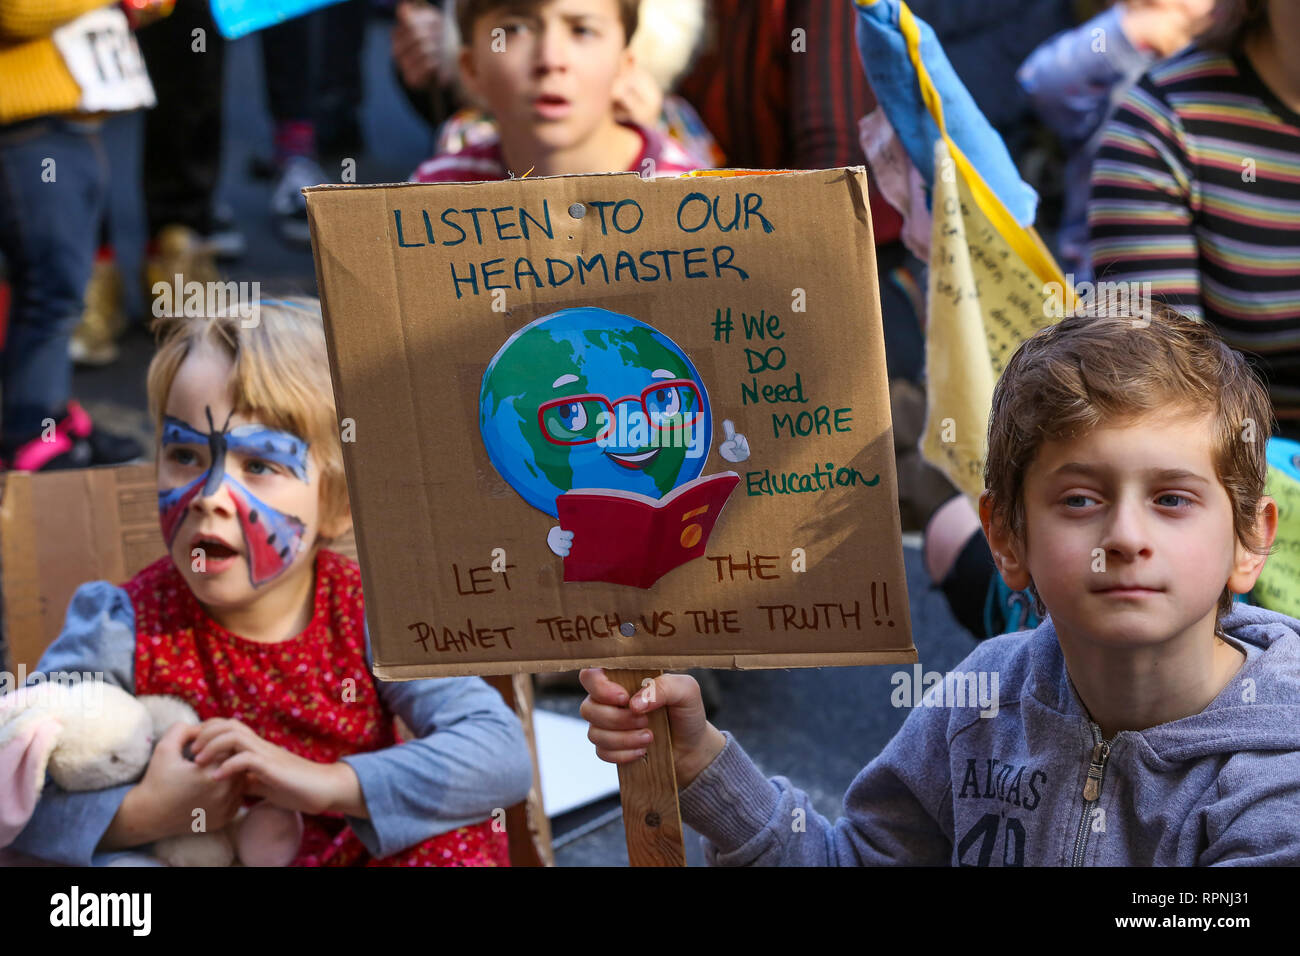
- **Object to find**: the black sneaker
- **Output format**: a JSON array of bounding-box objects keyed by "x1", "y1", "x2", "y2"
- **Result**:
[
  {"x1": 64, "y1": 400, "x2": 145, "y2": 465},
  {"x1": 4, "y1": 427, "x2": 92, "y2": 472},
  {"x1": 83, "y1": 426, "x2": 144, "y2": 465}
]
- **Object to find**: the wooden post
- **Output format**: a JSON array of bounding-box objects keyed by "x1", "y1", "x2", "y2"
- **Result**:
[
  {"x1": 610, "y1": 669, "x2": 686, "y2": 867},
  {"x1": 485, "y1": 674, "x2": 555, "y2": 866}
]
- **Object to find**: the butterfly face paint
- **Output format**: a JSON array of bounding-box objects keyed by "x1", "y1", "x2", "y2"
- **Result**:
[{"x1": 158, "y1": 406, "x2": 312, "y2": 587}]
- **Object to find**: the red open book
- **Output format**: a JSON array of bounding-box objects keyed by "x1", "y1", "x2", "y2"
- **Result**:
[{"x1": 556, "y1": 472, "x2": 740, "y2": 589}]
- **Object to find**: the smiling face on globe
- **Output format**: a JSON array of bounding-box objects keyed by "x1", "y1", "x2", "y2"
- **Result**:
[{"x1": 479, "y1": 307, "x2": 711, "y2": 517}]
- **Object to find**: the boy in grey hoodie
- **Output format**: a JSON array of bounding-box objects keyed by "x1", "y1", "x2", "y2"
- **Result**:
[{"x1": 579, "y1": 307, "x2": 1300, "y2": 865}]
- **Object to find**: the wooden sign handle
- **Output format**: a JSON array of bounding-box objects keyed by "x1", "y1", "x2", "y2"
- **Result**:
[{"x1": 609, "y1": 669, "x2": 686, "y2": 867}]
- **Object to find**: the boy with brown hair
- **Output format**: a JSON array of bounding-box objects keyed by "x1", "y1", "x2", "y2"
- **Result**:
[
  {"x1": 411, "y1": 0, "x2": 698, "y2": 182},
  {"x1": 580, "y1": 306, "x2": 1300, "y2": 865}
]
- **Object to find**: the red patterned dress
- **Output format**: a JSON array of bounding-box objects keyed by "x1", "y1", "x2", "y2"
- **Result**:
[{"x1": 125, "y1": 549, "x2": 510, "y2": 866}]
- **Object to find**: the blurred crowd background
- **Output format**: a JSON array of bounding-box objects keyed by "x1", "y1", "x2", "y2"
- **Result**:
[{"x1": 2, "y1": 0, "x2": 1294, "y2": 618}]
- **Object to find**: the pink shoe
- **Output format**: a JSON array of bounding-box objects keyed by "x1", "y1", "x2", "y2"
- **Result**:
[
  {"x1": 6, "y1": 429, "x2": 80, "y2": 472},
  {"x1": 4, "y1": 401, "x2": 106, "y2": 472}
]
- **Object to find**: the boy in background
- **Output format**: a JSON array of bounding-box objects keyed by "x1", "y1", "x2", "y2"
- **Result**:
[{"x1": 412, "y1": 0, "x2": 698, "y2": 182}]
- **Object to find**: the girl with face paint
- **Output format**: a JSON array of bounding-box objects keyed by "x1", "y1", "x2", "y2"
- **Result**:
[
  {"x1": 7, "y1": 300, "x2": 534, "y2": 868},
  {"x1": 155, "y1": 341, "x2": 331, "y2": 633}
]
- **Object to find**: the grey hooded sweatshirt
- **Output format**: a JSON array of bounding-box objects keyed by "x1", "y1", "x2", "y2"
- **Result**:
[{"x1": 678, "y1": 604, "x2": 1300, "y2": 865}]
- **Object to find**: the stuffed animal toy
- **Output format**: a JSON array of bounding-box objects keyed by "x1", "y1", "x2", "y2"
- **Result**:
[{"x1": 0, "y1": 680, "x2": 302, "y2": 866}]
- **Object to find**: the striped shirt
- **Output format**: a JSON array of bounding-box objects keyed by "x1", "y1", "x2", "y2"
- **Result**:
[
  {"x1": 411, "y1": 122, "x2": 699, "y2": 184},
  {"x1": 1089, "y1": 48, "x2": 1300, "y2": 421}
]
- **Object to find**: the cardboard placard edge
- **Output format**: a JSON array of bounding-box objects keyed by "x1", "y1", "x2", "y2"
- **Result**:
[
  {"x1": 373, "y1": 649, "x2": 918, "y2": 681},
  {"x1": 305, "y1": 192, "x2": 392, "y2": 667},
  {"x1": 300, "y1": 167, "x2": 869, "y2": 197}
]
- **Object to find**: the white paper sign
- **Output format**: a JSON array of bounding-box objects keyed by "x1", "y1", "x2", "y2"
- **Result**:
[
  {"x1": 53, "y1": 8, "x2": 156, "y2": 113},
  {"x1": 532, "y1": 709, "x2": 619, "y2": 817}
]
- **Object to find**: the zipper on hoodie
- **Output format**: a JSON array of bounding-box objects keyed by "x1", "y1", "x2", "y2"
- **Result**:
[{"x1": 1070, "y1": 723, "x2": 1112, "y2": 866}]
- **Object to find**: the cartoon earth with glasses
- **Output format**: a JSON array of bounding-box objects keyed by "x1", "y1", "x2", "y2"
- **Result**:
[{"x1": 479, "y1": 307, "x2": 748, "y2": 560}]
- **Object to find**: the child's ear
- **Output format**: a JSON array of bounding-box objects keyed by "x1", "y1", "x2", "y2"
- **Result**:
[
  {"x1": 978, "y1": 491, "x2": 1032, "y2": 591},
  {"x1": 620, "y1": 43, "x2": 640, "y2": 90},
  {"x1": 1228, "y1": 495, "x2": 1279, "y2": 596},
  {"x1": 611, "y1": 46, "x2": 637, "y2": 106},
  {"x1": 458, "y1": 45, "x2": 481, "y2": 100}
]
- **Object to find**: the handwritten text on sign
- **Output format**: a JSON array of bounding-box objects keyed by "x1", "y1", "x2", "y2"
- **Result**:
[
  {"x1": 392, "y1": 192, "x2": 778, "y2": 299},
  {"x1": 406, "y1": 557, "x2": 897, "y2": 654},
  {"x1": 710, "y1": 304, "x2": 880, "y2": 498}
]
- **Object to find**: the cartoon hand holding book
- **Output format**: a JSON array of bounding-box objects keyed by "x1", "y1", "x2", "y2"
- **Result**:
[{"x1": 547, "y1": 526, "x2": 574, "y2": 557}]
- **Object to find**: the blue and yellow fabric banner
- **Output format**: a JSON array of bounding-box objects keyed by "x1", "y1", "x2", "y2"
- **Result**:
[
  {"x1": 852, "y1": 0, "x2": 1039, "y2": 226},
  {"x1": 852, "y1": 0, "x2": 1073, "y2": 499}
]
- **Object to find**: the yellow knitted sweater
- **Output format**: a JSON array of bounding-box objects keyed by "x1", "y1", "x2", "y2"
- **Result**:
[{"x1": 0, "y1": 0, "x2": 123, "y2": 125}]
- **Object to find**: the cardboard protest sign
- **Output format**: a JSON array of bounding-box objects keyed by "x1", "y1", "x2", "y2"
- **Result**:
[{"x1": 305, "y1": 169, "x2": 915, "y2": 680}]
